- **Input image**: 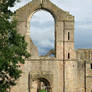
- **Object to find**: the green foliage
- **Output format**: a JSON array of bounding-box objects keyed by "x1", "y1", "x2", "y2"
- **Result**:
[
  {"x1": 0, "y1": 0, "x2": 30, "y2": 92},
  {"x1": 39, "y1": 89, "x2": 46, "y2": 92}
]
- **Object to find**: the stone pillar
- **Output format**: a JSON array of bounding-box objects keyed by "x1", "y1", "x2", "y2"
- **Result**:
[
  {"x1": 64, "y1": 18, "x2": 78, "y2": 92},
  {"x1": 56, "y1": 21, "x2": 64, "y2": 60},
  {"x1": 64, "y1": 20, "x2": 75, "y2": 60},
  {"x1": 31, "y1": 81, "x2": 38, "y2": 92}
]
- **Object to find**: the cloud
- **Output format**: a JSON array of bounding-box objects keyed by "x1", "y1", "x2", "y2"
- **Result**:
[
  {"x1": 75, "y1": 27, "x2": 92, "y2": 49},
  {"x1": 75, "y1": 21, "x2": 92, "y2": 30},
  {"x1": 30, "y1": 26, "x2": 55, "y2": 55},
  {"x1": 74, "y1": 20, "x2": 92, "y2": 49},
  {"x1": 31, "y1": 21, "x2": 54, "y2": 28}
]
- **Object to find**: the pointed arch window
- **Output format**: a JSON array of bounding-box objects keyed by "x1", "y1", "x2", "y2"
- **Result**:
[{"x1": 30, "y1": 10, "x2": 55, "y2": 57}]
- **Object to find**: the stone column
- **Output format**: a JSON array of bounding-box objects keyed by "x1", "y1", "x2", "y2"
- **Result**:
[{"x1": 56, "y1": 21, "x2": 64, "y2": 60}]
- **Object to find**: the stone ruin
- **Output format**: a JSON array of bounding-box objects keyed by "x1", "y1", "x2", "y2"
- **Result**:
[{"x1": 10, "y1": 0, "x2": 92, "y2": 92}]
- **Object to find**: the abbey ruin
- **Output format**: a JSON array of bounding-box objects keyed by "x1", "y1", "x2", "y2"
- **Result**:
[{"x1": 11, "y1": 0, "x2": 92, "y2": 92}]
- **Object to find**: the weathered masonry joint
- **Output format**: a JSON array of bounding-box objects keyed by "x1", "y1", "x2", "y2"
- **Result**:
[{"x1": 11, "y1": 0, "x2": 92, "y2": 92}]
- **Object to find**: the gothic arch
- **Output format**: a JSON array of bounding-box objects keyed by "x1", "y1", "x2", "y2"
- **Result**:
[
  {"x1": 15, "y1": 0, "x2": 74, "y2": 59},
  {"x1": 30, "y1": 9, "x2": 55, "y2": 56},
  {"x1": 27, "y1": 8, "x2": 56, "y2": 24}
]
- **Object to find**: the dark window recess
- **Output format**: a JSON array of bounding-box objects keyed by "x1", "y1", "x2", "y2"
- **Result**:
[
  {"x1": 68, "y1": 32, "x2": 70, "y2": 40},
  {"x1": 90, "y1": 63, "x2": 92, "y2": 69},
  {"x1": 68, "y1": 53, "x2": 70, "y2": 59}
]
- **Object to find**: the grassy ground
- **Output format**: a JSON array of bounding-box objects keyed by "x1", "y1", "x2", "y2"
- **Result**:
[{"x1": 39, "y1": 89, "x2": 46, "y2": 92}]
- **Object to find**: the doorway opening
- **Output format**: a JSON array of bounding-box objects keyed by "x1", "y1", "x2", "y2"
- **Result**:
[{"x1": 31, "y1": 78, "x2": 51, "y2": 92}]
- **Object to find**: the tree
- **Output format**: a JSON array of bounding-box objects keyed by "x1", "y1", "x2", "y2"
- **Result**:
[{"x1": 0, "y1": 0, "x2": 30, "y2": 92}]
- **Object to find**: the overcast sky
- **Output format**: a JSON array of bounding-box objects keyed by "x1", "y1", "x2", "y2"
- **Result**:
[{"x1": 11, "y1": 0, "x2": 92, "y2": 55}]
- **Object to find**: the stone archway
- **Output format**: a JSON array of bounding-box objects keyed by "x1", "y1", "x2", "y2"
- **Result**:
[
  {"x1": 27, "y1": 8, "x2": 56, "y2": 57},
  {"x1": 30, "y1": 9, "x2": 55, "y2": 56},
  {"x1": 15, "y1": 0, "x2": 74, "y2": 59},
  {"x1": 31, "y1": 78, "x2": 51, "y2": 92}
]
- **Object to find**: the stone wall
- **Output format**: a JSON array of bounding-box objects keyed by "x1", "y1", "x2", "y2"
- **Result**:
[{"x1": 76, "y1": 49, "x2": 92, "y2": 92}]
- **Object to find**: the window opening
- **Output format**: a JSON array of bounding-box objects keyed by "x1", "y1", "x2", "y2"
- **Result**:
[
  {"x1": 30, "y1": 10, "x2": 55, "y2": 57},
  {"x1": 90, "y1": 63, "x2": 92, "y2": 69},
  {"x1": 68, "y1": 53, "x2": 70, "y2": 59},
  {"x1": 68, "y1": 32, "x2": 70, "y2": 40}
]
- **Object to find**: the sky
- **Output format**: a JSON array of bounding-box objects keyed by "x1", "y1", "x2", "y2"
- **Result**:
[{"x1": 10, "y1": 0, "x2": 92, "y2": 55}]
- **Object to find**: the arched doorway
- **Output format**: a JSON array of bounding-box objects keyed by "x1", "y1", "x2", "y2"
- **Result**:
[{"x1": 31, "y1": 78, "x2": 51, "y2": 92}]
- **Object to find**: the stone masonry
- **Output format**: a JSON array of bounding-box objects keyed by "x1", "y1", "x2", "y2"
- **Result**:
[{"x1": 10, "y1": 0, "x2": 92, "y2": 92}]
